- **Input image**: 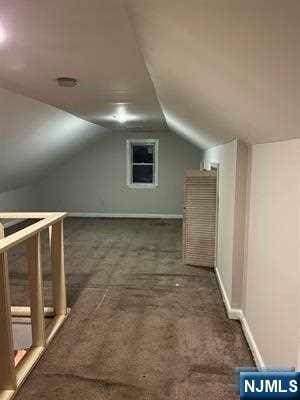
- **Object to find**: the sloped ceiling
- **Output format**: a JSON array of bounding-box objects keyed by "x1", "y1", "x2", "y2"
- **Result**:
[
  {"x1": 0, "y1": 0, "x2": 167, "y2": 132},
  {"x1": 0, "y1": 87, "x2": 105, "y2": 192},
  {"x1": 127, "y1": 0, "x2": 300, "y2": 147},
  {"x1": 0, "y1": 0, "x2": 167, "y2": 194},
  {"x1": 0, "y1": 0, "x2": 300, "y2": 194}
]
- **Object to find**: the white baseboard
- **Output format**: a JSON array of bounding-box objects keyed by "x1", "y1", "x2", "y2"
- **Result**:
[
  {"x1": 240, "y1": 313, "x2": 265, "y2": 370},
  {"x1": 215, "y1": 267, "x2": 242, "y2": 319},
  {"x1": 3, "y1": 219, "x2": 26, "y2": 228},
  {"x1": 214, "y1": 267, "x2": 265, "y2": 370},
  {"x1": 68, "y1": 212, "x2": 183, "y2": 219}
]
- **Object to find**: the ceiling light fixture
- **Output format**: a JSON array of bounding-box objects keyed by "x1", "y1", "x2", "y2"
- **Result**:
[
  {"x1": 113, "y1": 107, "x2": 128, "y2": 124},
  {"x1": 56, "y1": 77, "x2": 78, "y2": 87}
]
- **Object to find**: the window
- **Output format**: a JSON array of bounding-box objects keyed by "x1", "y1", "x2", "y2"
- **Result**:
[{"x1": 126, "y1": 139, "x2": 159, "y2": 188}]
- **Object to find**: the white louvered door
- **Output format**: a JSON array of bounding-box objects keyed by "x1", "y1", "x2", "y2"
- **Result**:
[{"x1": 183, "y1": 170, "x2": 217, "y2": 267}]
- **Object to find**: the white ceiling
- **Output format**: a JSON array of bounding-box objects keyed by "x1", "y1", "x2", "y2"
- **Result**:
[
  {"x1": 127, "y1": 0, "x2": 300, "y2": 147},
  {"x1": 0, "y1": 0, "x2": 300, "y2": 193},
  {"x1": 0, "y1": 0, "x2": 167, "y2": 132}
]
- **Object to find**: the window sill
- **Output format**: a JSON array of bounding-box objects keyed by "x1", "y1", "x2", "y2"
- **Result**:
[{"x1": 127, "y1": 183, "x2": 158, "y2": 190}]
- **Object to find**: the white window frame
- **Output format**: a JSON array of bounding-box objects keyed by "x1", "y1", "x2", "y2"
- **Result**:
[{"x1": 126, "y1": 139, "x2": 159, "y2": 189}]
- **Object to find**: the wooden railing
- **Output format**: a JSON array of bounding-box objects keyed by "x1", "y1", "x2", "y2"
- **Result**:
[{"x1": 0, "y1": 213, "x2": 69, "y2": 400}]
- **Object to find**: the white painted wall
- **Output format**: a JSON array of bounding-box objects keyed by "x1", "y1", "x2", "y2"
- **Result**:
[
  {"x1": 204, "y1": 139, "x2": 248, "y2": 309},
  {"x1": 232, "y1": 141, "x2": 248, "y2": 307},
  {"x1": 35, "y1": 131, "x2": 202, "y2": 215},
  {"x1": 244, "y1": 139, "x2": 300, "y2": 367},
  {"x1": 0, "y1": 185, "x2": 38, "y2": 212},
  {"x1": 206, "y1": 137, "x2": 300, "y2": 368},
  {"x1": 0, "y1": 185, "x2": 38, "y2": 227},
  {"x1": 0, "y1": 86, "x2": 105, "y2": 193},
  {"x1": 204, "y1": 140, "x2": 238, "y2": 304}
]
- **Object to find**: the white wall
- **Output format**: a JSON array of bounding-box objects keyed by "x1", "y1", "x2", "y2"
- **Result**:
[
  {"x1": 36, "y1": 131, "x2": 202, "y2": 215},
  {"x1": 0, "y1": 86, "x2": 105, "y2": 193},
  {"x1": 0, "y1": 185, "x2": 38, "y2": 227},
  {"x1": 232, "y1": 141, "x2": 248, "y2": 307},
  {"x1": 0, "y1": 185, "x2": 38, "y2": 212},
  {"x1": 244, "y1": 139, "x2": 300, "y2": 367},
  {"x1": 205, "y1": 139, "x2": 248, "y2": 309},
  {"x1": 207, "y1": 137, "x2": 300, "y2": 368},
  {"x1": 204, "y1": 140, "x2": 242, "y2": 306}
]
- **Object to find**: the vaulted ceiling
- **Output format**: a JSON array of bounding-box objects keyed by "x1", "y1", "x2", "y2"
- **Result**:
[
  {"x1": 0, "y1": 0, "x2": 167, "y2": 132},
  {"x1": 127, "y1": 0, "x2": 300, "y2": 147},
  {"x1": 0, "y1": 0, "x2": 300, "y2": 191}
]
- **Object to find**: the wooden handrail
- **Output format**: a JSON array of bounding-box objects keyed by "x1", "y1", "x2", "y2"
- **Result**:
[
  {"x1": 0, "y1": 212, "x2": 69, "y2": 400},
  {"x1": 0, "y1": 212, "x2": 66, "y2": 253},
  {"x1": 0, "y1": 212, "x2": 55, "y2": 219}
]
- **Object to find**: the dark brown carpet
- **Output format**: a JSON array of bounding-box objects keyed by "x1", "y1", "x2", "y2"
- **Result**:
[{"x1": 6, "y1": 218, "x2": 253, "y2": 399}]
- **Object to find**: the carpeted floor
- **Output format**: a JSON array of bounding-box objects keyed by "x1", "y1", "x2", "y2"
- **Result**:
[{"x1": 7, "y1": 218, "x2": 253, "y2": 399}]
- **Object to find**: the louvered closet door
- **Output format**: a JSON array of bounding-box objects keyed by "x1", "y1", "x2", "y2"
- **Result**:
[{"x1": 183, "y1": 170, "x2": 217, "y2": 267}]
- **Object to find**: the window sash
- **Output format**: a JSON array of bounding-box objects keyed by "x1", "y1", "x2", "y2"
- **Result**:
[
  {"x1": 132, "y1": 163, "x2": 154, "y2": 166},
  {"x1": 131, "y1": 143, "x2": 155, "y2": 184},
  {"x1": 131, "y1": 144, "x2": 155, "y2": 164},
  {"x1": 126, "y1": 139, "x2": 159, "y2": 188}
]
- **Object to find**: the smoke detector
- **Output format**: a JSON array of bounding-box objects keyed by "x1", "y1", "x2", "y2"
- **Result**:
[{"x1": 56, "y1": 77, "x2": 78, "y2": 87}]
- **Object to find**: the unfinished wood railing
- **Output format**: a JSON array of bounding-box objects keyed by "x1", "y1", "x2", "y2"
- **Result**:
[{"x1": 0, "y1": 212, "x2": 69, "y2": 400}]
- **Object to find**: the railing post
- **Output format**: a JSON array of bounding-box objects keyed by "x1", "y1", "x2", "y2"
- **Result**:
[
  {"x1": 51, "y1": 221, "x2": 66, "y2": 316},
  {"x1": 0, "y1": 251, "x2": 17, "y2": 390},
  {"x1": 26, "y1": 233, "x2": 46, "y2": 347},
  {"x1": 0, "y1": 222, "x2": 4, "y2": 239}
]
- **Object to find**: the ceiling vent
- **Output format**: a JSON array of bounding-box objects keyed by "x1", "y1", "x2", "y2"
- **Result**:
[{"x1": 56, "y1": 77, "x2": 78, "y2": 87}]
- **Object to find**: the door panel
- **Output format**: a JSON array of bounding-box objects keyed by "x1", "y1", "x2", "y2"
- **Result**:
[{"x1": 183, "y1": 170, "x2": 217, "y2": 267}]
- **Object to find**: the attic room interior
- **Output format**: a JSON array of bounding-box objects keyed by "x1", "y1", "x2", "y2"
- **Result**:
[{"x1": 0, "y1": 1, "x2": 299, "y2": 399}]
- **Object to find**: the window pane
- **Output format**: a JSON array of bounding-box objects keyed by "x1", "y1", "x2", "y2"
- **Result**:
[
  {"x1": 132, "y1": 164, "x2": 154, "y2": 184},
  {"x1": 132, "y1": 144, "x2": 154, "y2": 163}
]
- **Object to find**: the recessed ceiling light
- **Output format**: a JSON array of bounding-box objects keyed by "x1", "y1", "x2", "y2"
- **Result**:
[
  {"x1": 56, "y1": 77, "x2": 78, "y2": 87},
  {"x1": 113, "y1": 107, "x2": 128, "y2": 123},
  {"x1": 114, "y1": 114, "x2": 126, "y2": 123}
]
